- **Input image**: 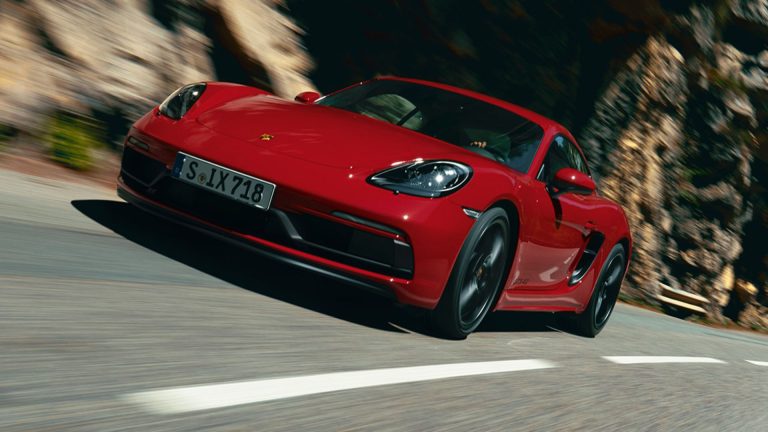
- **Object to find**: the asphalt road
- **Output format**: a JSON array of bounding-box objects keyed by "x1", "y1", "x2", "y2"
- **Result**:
[{"x1": 1, "y1": 167, "x2": 767, "y2": 431}]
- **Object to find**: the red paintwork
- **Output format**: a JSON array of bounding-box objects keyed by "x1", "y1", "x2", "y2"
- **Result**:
[
  {"x1": 120, "y1": 77, "x2": 632, "y2": 313},
  {"x1": 294, "y1": 91, "x2": 321, "y2": 104},
  {"x1": 555, "y1": 168, "x2": 596, "y2": 193}
]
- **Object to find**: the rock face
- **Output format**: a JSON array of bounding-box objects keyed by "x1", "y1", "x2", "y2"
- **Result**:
[
  {"x1": 206, "y1": 0, "x2": 313, "y2": 97},
  {"x1": 0, "y1": 0, "x2": 766, "y2": 329},
  {"x1": 0, "y1": 0, "x2": 314, "y2": 142},
  {"x1": 580, "y1": 37, "x2": 689, "y2": 302},
  {"x1": 581, "y1": 3, "x2": 767, "y2": 326}
]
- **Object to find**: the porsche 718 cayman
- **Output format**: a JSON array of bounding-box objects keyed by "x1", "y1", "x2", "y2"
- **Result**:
[{"x1": 117, "y1": 77, "x2": 632, "y2": 339}]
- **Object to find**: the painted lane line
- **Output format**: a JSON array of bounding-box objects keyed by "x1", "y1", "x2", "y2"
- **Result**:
[
  {"x1": 746, "y1": 360, "x2": 768, "y2": 367},
  {"x1": 602, "y1": 356, "x2": 727, "y2": 365},
  {"x1": 122, "y1": 359, "x2": 555, "y2": 414}
]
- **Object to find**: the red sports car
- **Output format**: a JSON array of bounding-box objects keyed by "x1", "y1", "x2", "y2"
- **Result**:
[{"x1": 118, "y1": 77, "x2": 632, "y2": 339}]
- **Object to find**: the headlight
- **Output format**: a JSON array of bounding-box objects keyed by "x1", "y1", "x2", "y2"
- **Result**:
[
  {"x1": 158, "y1": 83, "x2": 206, "y2": 119},
  {"x1": 368, "y1": 160, "x2": 472, "y2": 197}
]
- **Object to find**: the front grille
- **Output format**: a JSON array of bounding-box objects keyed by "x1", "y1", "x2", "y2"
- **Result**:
[
  {"x1": 122, "y1": 152, "x2": 414, "y2": 278},
  {"x1": 153, "y1": 177, "x2": 279, "y2": 239},
  {"x1": 289, "y1": 214, "x2": 413, "y2": 276},
  {"x1": 121, "y1": 146, "x2": 166, "y2": 186}
]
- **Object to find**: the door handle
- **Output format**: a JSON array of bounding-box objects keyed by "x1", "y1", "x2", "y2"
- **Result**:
[{"x1": 584, "y1": 221, "x2": 597, "y2": 231}]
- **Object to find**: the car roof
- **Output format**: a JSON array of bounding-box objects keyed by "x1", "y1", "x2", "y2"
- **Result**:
[{"x1": 376, "y1": 76, "x2": 568, "y2": 137}]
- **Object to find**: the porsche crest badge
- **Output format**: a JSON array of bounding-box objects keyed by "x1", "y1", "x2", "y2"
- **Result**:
[{"x1": 260, "y1": 133, "x2": 274, "y2": 141}]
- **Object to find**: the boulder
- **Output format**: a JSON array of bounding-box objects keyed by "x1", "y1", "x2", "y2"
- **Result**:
[
  {"x1": 205, "y1": 0, "x2": 315, "y2": 97},
  {"x1": 734, "y1": 278, "x2": 759, "y2": 303},
  {"x1": 714, "y1": 264, "x2": 736, "y2": 306}
]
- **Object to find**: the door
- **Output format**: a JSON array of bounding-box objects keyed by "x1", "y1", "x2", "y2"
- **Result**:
[{"x1": 513, "y1": 135, "x2": 596, "y2": 291}]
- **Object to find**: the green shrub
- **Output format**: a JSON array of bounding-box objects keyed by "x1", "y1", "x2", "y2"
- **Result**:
[{"x1": 46, "y1": 113, "x2": 103, "y2": 171}]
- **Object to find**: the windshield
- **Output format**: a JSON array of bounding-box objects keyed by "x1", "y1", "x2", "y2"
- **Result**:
[{"x1": 318, "y1": 80, "x2": 544, "y2": 173}]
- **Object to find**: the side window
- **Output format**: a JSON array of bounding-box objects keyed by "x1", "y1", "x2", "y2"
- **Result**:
[
  {"x1": 537, "y1": 136, "x2": 589, "y2": 183},
  {"x1": 564, "y1": 138, "x2": 589, "y2": 174}
]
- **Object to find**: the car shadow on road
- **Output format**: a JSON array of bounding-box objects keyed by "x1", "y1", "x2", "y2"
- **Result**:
[
  {"x1": 479, "y1": 311, "x2": 560, "y2": 333},
  {"x1": 72, "y1": 199, "x2": 559, "y2": 338}
]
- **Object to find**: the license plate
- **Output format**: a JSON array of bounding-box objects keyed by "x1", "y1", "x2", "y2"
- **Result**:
[{"x1": 171, "y1": 152, "x2": 276, "y2": 210}]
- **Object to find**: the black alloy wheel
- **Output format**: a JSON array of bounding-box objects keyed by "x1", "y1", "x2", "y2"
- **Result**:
[
  {"x1": 561, "y1": 243, "x2": 626, "y2": 337},
  {"x1": 431, "y1": 208, "x2": 511, "y2": 339}
]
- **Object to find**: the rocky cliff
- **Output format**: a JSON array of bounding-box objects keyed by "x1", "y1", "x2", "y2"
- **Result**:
[
  {"x1": 0, "y1": 0, "x2": 313, "y2": 141},
  {"x1": 1, "y1": 0, "x2": 766, "y2": 329}
]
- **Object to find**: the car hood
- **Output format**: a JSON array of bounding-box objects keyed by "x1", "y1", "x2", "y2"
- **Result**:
[{"x1": 196, "y1": 95, "x2": 460, "y2": 170}]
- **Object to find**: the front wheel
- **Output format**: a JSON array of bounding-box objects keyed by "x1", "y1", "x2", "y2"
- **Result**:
[
  {"x1": 430, "y1": 208, "x2": 510, "y2": 339},
  {"x1": 561, "y1": 243, "x2": 626, "y2": 337}
]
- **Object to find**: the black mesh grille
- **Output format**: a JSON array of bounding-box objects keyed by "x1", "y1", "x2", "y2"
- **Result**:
[
  {"x1": 290, "y1": 214, "x2": 402, "y2": 270},
  {"x1": 121, "y1": 147, "x2": 166, "y2": 186},
  {"x1": 151, "y1": 177, "x2": 289, "y2": 242}
]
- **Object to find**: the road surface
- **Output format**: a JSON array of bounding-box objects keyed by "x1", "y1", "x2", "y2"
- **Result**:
[{"x1": 1, "y1": 167, "x2": 766, "y2": 431}]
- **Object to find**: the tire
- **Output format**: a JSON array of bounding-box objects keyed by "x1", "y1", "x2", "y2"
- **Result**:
[
  {"x1": 561, "y1": 243, "x2": 626, "y2": 337},
  {"x1": 430, "y1": 208, "x2": 511, "y2": 339}
]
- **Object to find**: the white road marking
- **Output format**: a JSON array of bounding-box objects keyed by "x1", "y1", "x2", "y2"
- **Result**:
[
  {"x1": 746, "y1": 360, "x2": 768, "y2": 367},
  {"x1": 603, "y1": 356, "x2": 727, "y2": 364},
  {"x1": 123, "y1": 359, "x2": 556, "y2": 414}
]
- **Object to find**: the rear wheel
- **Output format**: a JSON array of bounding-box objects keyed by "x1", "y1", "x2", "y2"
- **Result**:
[
  {"x1": 430, "y1": 208, "x2": 510, "y2": 339},
  {"x1": 561, "y1": 243, "x2": 626, "y2": 337}
]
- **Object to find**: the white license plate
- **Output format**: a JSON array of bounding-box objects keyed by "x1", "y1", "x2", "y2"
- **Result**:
[{"x1": 171, "y1": 152, "x2": 276, "y2": 210}]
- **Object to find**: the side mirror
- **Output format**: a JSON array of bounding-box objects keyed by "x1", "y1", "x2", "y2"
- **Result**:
[
  {"x1": 552, "y1": 168, "x2": 595, "y2": 195},
  {"x1": 294, "y1": 91, "x2": 321, "y2": 104}
]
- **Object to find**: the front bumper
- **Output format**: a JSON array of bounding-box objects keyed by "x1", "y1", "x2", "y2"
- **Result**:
[
  {"x1": 118, "y1": 127, "x2": 476, "y2": 308},
  {"x1": 117, "y1": 183, "x2": 398, "y2": 300},
  {"x1": 121, "y1": 146, "x2": 414, "y2": 279}
]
